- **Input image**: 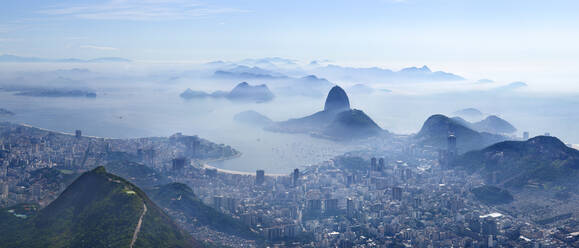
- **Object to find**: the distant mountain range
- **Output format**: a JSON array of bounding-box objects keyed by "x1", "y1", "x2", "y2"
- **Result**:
[
  {"x1": 0, "y1": 167, "x2": 199, "y2": 248},
  {"x1": 312, "y1": 64, "x2": 464, "y2": 83},
  {"x1": 492, "y1": 81, "x2": 528, "y2": 92},
  {"x1": 452, "y1": 136, "x2": 579, "y2": 188},
  {"x1": 414, "y1": 114, "x2": 507, "y2": 153},
  {"x1": 266, "y1": 86, "x2": 385, "y2": 141},
  {"x1": 213, "y1": 65, "x2": 288, "y2": 79},
  {"x1": 180, "y1": 82, "x2": 274, "y2": 103},
  {"x1": 208, "y1": 59, "x2": 467, "y2": 97},
  {"x1": 0, "y1": 54, "x2": 131, "y2": 63},
  {"x1": 277, "y1": 75, "x2": 334, "y2": 98}
]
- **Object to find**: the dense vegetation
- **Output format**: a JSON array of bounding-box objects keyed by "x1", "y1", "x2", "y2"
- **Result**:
[
  {"x1": 471, "y1": 185, "x2": 514, "y2": 205},
  {"x1": 453, "y1": 136, "x2": 579, "y2": 188},
  {"x1": 147, "y1": 183, "x2": 258, "y2": 239},
  {"x1": 0, "y1": 167, "x2": 198, "y2": 248},
  {"x1": 104, "y1": 152, "x2": 169, "y2": 188}
]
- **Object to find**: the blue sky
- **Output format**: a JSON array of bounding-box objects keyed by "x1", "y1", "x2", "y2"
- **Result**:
[{"x1": 1, "y1": 0, "x2": 579, "y2": 70}]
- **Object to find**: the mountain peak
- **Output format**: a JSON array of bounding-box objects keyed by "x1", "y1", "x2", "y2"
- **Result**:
[
  {"x1": 525, "y1": 135, "x2": 569, "y2": 150},
  {"x1": 416, "y1": 114, "x2": 507, "y2": 153},
  {"x1": 0, "y1": 167, "x2": 198, "y2": 247},
  {"x1": 324, "y1": 86, "x2": 350, "y2": 112},
  {"x1": 455, "y1": 135, "x2": 579, "y2": 187},
  {"x1": 400, "y1": 65, "x2": 432, "y2": 73}
]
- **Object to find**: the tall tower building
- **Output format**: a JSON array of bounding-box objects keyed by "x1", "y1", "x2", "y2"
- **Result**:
[
  {"x1": 256, "y1": 170, "x2": 265, "y2": 185},
  {"x1": 0, "y1": 162, "x2": 7, "y2": 179},
  {"x1": 171, "y1": 157, "x2": 187, "y2": 171},
  {"x1": 1, "y1": 182, "x2": 8, "y2": 200},
  {"x1": 370, "y1": 157, "x2": 377, "y2": 171},
  {"x1": 523, "y1": 131, "x2": 529, "y2": 140},
  {"x1": 392, "y1": 186, "x2": 402, "y2": 201},
  {"x1": 347, "y1": 198, "x2": 355, "y2": 217},
  {"x1": 378, "y1": 158, "x2": 385, "y2": 171},
  {"x1": 292, "y1": 168, "x2": 300, "y2": 187},
  {"x1": 447, "y1": 134, "x2": 457, "y2": 155}
]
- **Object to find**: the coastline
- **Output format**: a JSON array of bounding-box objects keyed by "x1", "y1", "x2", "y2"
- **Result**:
[
  {"x1": 10, "y1": 121, "x2": 294, "y2": 177},
  {"x1": 197, "y1": 151, "x2": 290, "y2": 177},
  {"x1": 200, "y1": 162, "x2": 288, "y2": 177}
]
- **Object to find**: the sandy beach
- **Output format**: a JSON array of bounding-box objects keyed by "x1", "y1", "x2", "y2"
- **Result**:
[{"x1": 200, "y1": 163, "x2": 288, "y2": 177}]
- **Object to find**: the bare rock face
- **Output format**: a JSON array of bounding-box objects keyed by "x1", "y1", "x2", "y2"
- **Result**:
[{"x1": 324, "y1": 86, "x2": 350, "y2": 112}]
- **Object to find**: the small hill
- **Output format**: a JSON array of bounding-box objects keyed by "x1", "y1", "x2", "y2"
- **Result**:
[
  {"x1": 147, "y1": 183, "x2": 257, "y2": 239},
  {"x1": 0, "y1": 167, "x2": 198, "y2": 248},
  {"x1": 452, "y1": 136, "x2": 579, "y2": 188},
  {"x1": 180, "y1": 89, "x2": 210, "y2": 99},
  {"x1": 233, "y1": 110, "x2": 273, "y2": 127},
  {"x1": 321, "y1": 109, "x2": 383, "y2": 140},
  {"x1": 471, "y1": 115, "x2": 517, "y2": 134},
  {"x1": 179, "y1": 82, "x2": 274, "y2": 103},
  {"x1": 227, "y1": 82, "x2": 274, "y2": 103},
  {"x1": 453, "y1": 108, "x2": 483, "y2": 120},
  {"x1": 415, "y1": 114, "x2": 506, "y2": 153}
]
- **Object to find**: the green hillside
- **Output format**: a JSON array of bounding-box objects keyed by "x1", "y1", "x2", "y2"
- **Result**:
[
  {"x1": 0, "y1": 167, "x2": 199, "y2": 248},
  {"x1": 147, "y1": 183, "x2": 258, "y2": 239},
  {"x1": 453, "y1": 136, "x2": 579, "y2": 188}
]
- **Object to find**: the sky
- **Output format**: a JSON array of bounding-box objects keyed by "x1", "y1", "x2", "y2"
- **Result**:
[{"x1": 1, "y1": 0, "x2": 579, "y2": 81}]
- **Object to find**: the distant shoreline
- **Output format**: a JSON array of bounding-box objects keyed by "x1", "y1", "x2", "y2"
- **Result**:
[
  {"x1": 200, "y1": 154, "x2": 288, "y2": 177},
  {"x1": 11, "y1": 122, "x2": 272, "y2": 176}
]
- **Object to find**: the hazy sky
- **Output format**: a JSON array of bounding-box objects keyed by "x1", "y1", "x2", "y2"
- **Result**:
[{"x1": 1, "y1": 0, "x2": 579, "y2": 75}]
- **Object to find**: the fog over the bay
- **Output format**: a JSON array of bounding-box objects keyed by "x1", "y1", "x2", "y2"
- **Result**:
[{"x1": 1, "y1": 58, "x2": 578, "y2": 173}]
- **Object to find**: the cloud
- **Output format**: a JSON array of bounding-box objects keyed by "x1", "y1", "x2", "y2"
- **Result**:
[
  {"x1": 80, "y1": 45, "x2": 118, "y2": 51},
  {"x1": 37, "y1": 0, "x2": 247, "y2": 21}
]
